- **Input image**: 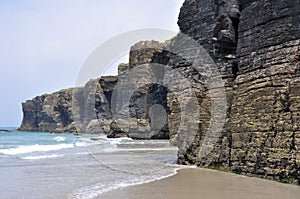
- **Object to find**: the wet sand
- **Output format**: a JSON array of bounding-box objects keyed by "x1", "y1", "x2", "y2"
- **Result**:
[{"x1": 100, "y1": 168, "x2": 300, "y2": 199}]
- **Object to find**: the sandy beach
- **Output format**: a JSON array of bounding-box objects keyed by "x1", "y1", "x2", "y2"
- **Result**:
[{"x1": 100, "y1": 168, "x2": 300, "y2": 199}]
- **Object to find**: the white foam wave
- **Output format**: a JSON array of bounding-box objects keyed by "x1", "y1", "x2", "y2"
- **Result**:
[
  {"x1": 21, "y1": 151, "x2": 90, "y2": 160},
  {"x1": 168, "y1": 164, "x2": 197, "y2": 169},
  {"x1": 113, "y1": 141, "x2": 146, "y2": 145},
  {"x1": 53, "y1": 136, "x2": 66, "y2": 142},
  {"x1": 0, "y1": 144, "x2": 74, "y2": 155},
  {"x1": 107, "y1": 137, "x2": 132, "y2": 145},
  {"x1": 21, "y1": 154, "x2": 63, "y2": 160},
  {"x1": 71, "y1": 168, "x2": 181, "y2": 199},
  {"x1": 74, "y1": 142, "x2": 101, "y2": 147}
]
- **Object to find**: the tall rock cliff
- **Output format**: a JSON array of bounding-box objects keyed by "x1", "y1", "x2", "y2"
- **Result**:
[
  {"x1": 174, "y1": 0, "x2": 300, "y2": 183},
  {"x1": 19, "y1": 43, "x2": 170, "y2": 139},
  {"x1": 19, "y1": 89, "x2": 74, "y2": 132},
  {"x1": 19, "y1": 76, "x2": 118, "y2": 134},
  {"x1": 108, "y1": 41, "x2": 170, "y2": 139}
]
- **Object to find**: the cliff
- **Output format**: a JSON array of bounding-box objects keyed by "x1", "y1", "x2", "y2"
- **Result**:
[
  {"x1": 19, "y1": 76, "x2": 117, "y2": 133},
  {"x1": 19, "y1": 42, "x2": 170, "y2": 138},
  {"x1": 173, "y1": 0, "x2": 300, "y2": 184},
  {"x1": 19, "y1": 0, "x2": 300, "y2": 183},
  {"x1": 108, "y1": 41, "x2": 170, "y2": 139},
  {"x1": 19, "y1": 88, "x2": 74, "y2": 132}
]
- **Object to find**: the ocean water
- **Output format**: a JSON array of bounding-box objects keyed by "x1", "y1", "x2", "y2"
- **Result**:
[{"x1": 0, "y1": 128, "x2": 180, "y2": 199}]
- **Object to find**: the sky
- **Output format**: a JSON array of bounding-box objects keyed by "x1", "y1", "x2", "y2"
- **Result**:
[{"x1": 0, "y1": 0, "x2": 184, "y2": 127}]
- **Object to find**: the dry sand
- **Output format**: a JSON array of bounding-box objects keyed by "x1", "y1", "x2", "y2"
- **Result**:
[{"x1": 99, "y1": 168, "x2": 300, "y2": 199}]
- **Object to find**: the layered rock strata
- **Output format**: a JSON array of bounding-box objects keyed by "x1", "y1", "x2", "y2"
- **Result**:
[
  {"x1": 19, "y1": 76, "x2": 118, "y2": 134},
  {"x1": 108, "y1": 41, "x2": 170, "y2": 139},
  {"x1": 174, "y1": 0, "x2": 300, "y2": 184},
  {"x1": 19, "y1": 42, "x2": 170, "y2": 139}
]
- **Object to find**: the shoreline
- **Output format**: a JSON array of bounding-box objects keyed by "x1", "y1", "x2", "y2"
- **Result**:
[{"x1": 100, "y1": 168, "x2": 300, "y2": 199}]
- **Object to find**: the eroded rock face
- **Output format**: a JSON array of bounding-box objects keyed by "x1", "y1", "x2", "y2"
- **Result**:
[
  {"x1": 174, "y1": 0, "x2": 300, "y2": 184},
  {"x1": 108, "y1": 41, "x2": 170, "y2": 139},
  {"x1": 19, "y1": 41, "x2": 171, "y2": 139},
  {"x1": 19, "y1": 76, "x2": 118, "y2": 134},
  {"x1": 228, "y1": 0, "x2": 300, "y2": 182},
  {"x1": 72, "y1": 76, "x2": 118, "y2": 134},
  {"x1": 19, "y1": 89, "x2": 75, "y2": 133},
  {"x1": 178, "y1": 0, "x2": 240, "y2": 57}
]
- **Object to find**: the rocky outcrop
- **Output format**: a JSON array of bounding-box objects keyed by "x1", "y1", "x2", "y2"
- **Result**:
[
  {"x1": 108, "y1": 41, "x2": 170, "y2": 139},
  {"x1": 0, "y1": 129, "x2": 13, "y2": 132},
  {"x1": 19, "y1": 89, "x2": 75, "y2": 132},
  {"x1": 19, "y1": 76, "x2": 118, "y2": 134},
  {"x1": 173, "y1": 0, "x2": 300, "y2": 184},
  {"x1": 72, "y1": 76, "x2": 118, "y2": 134}
]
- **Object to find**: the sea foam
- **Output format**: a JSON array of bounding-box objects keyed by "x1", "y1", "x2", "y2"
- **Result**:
[
  {"x1": 53, "y1": 136, "x2": 66, "y2": 142},
  {"x1": 0, "y1": 144, "x2": 74, "y2": 155},
  {"x1": 21, "y1": 154, "x2": 63, "y2": 160},
  {"x1": 71, "y1": 168, "x2": 181, "y2": 199}
]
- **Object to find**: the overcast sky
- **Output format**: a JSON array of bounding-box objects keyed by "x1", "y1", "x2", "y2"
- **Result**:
[{"x1": 0, "y1": 0, "x2": 184, "y2": 127}]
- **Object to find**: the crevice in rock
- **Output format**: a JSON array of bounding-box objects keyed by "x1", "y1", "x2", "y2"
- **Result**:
[
  {"x1": 228, "y1": 131, "x2": 233, "y2": 167},
  {"x1": 230, "y1": 15, "x2": 240, "y2": 45},
  {"x1": 232, "y1": 62, "x2": 239, "y2": 80},
  {"x1": 287, "y1": 82, "x2": 297, "y2": 152},
  {"x1": 34, "y1": 111, "x2": 39, "y2": 129}
]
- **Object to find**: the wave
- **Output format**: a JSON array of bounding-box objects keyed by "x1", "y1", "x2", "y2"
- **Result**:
[
  {"x1": 21, "y1": 154, "x2": 64, "y2": 160},
  {"x1": 71, "y1": 168, "x2": 181, "y2": 199},
  {"x1": 20, "y1": 151, "x2": 91, "y2": 160},
  {"x1": 106, "y1": 137, "x2": 133, "y2": 145},
  {"x1": 0, "y1": 144, "x2": 75, "y2": 155},
  {"x1": 74, "y1": 142, "x2": 103, "y2": 147},
  {"x1": 53, "y1": 136, "x2": 66, "y2": 142}
]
